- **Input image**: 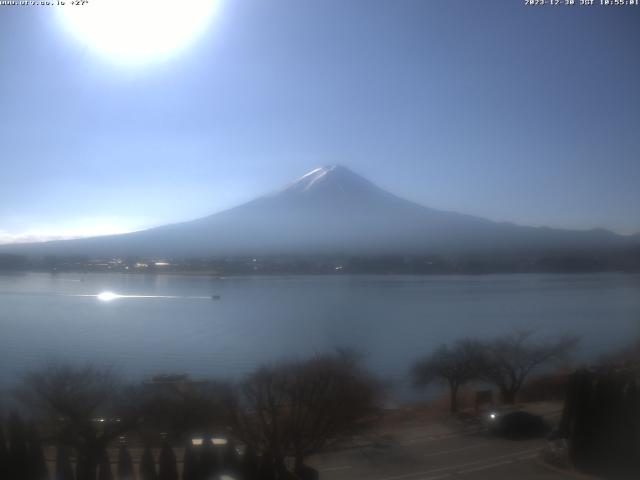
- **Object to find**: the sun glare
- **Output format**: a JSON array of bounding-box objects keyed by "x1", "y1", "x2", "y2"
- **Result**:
[
  {"x1": 97, "y1": 291, "x2": 119, "y2": 302},
  {"x1": 56, "y1": 0, "x2": 221, "y2": 64}
]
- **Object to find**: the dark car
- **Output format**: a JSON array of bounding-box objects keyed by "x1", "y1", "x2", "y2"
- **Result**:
[{"x1": 486, "y1": 408, "x2": 549, "y2": 439}]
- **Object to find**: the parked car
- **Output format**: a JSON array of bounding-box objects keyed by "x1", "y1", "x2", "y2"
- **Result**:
[{"x1": 485, "y1": 407, "x2": 549, "y2": 439}]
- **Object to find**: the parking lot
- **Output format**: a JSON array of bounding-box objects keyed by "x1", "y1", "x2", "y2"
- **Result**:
[{"x1": 310, "y1": 406, "x2": 574, "y2": 480}]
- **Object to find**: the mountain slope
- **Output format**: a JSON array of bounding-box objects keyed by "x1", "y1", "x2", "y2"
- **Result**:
[{"x1": 1, "y1": 165, "x2": 636, "y2": 258}]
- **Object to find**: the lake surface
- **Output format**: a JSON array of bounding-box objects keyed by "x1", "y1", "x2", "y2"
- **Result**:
[{"x1": 1, "y1": 272, "x2": 639, "y2": 400}]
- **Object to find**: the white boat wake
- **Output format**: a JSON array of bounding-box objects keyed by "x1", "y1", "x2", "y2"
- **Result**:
[{"x1": 62, "y1": 292, "x2": 213, "y2": 301}]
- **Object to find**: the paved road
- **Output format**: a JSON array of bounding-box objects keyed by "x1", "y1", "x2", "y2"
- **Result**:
[{"x1": 310, "y1": 425, "x2": 572, "y2": 480}]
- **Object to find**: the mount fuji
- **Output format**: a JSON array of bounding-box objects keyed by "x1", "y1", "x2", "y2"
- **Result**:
[{"x1": 2, "y1": 165, "x2": 637, "y2": 259}]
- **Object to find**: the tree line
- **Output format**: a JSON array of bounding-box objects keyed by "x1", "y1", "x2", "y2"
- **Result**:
[
  {"x1": 412, "y1": 330, "x2": 579, "y2": 413},
  {"x1": 0, "y1": 332, "x2": 579, "y2": 479},
  {"x1": 0, "y1": 349, "x2": 379, "y2": 480}
]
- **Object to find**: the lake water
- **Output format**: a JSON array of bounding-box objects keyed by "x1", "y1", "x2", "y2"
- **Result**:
[{"x1": 1, "y1": 272, "x2": 639, "y2": 400}]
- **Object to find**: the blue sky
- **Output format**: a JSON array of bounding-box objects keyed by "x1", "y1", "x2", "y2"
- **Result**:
[{"x1": 1, "y1": 0, "x2": 639, "y2": 243}]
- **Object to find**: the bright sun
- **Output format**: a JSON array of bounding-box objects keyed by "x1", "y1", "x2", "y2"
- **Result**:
[{"x1": 56, "y1": 0, "x2": 221, "y2": 64}]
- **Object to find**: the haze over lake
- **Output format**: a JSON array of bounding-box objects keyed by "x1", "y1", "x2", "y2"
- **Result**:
[{"x1": 1, "y1": 272, "x2": 638, "y2": 400}]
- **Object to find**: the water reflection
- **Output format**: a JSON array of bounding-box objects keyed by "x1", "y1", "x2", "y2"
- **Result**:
[
  {"x1": 98, "y1": 291, "x2": 118, "y2": 301},
  {"x1": 69, "y1": 292, "x2": 212, "y2": 301}
]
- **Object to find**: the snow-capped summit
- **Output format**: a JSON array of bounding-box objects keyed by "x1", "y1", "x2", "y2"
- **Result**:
[{"x1": 278, "y1": 165, "x2": 385, "y2": 199}]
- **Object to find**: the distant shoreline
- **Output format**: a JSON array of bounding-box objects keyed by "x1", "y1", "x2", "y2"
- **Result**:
[
  {"x1": 1, "y1": 268, "x2": 638, "y2": 277},
  {"x1": 2, "y1": 246, "x2": 640, "y2": 276}
]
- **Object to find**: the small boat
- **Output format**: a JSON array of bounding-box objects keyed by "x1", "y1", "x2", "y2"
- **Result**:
[{"x1": 211, "y1": 295, "x2": 221, "y2": 300}]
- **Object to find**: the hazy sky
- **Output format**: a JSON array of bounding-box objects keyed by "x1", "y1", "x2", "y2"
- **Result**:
[{"x1": 1, "y1": 0, "x2": 639, "y2": 243}]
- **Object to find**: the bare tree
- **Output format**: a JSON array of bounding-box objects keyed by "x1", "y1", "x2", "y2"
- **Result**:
[
  {"x1": 412, "y1": 339, "x2": 483, "y2": 414},
  {"x1": 480, "y1": 330, "x2": 578, "y2": 404},
  {"x1": 285, "y1": 350, "x2": 380, "y2": 473},
  {"x1": 228, "y1": 365, "x2": 290, "y2": 477},
  {"x1": 228, "y1": 350, "x2": 380, "y2": 477},
  {"x1": 17, "y1": 363, "x2": 140, "y2": 480}
]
